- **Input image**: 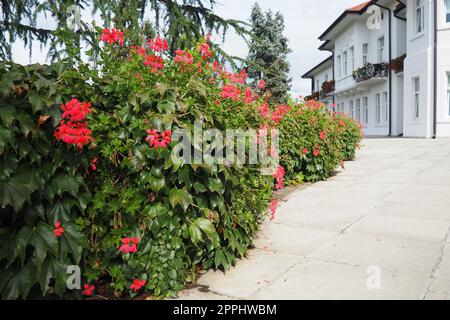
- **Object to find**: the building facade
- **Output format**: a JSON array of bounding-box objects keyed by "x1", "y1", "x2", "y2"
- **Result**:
[{"x1": 302, "y1": 0, "x2": 450, "y2": 138}]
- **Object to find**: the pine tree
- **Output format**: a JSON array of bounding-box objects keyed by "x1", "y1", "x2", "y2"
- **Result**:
[
  {"x1": 0, "y1": 0, "x2": 249, "y2": 63},
  {"x1": 247, "y1": 3, "x2": 291, "y2": 104}
]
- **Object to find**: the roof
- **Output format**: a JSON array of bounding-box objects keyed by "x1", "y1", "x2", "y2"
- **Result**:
[
  {"x1": 318, "y1": 1, "x2": 375, "y2": 41},
  {"x1": 302, "y1": 56, "x2": 333, "y2": 79}
]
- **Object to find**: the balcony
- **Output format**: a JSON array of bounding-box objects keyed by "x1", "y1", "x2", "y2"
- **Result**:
[{"x1": 352, "y1": 63, "x2": 389, "y2": 83}]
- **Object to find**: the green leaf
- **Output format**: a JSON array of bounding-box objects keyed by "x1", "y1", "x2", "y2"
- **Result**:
[
  {"x1": 0, "y1": 106, "x2": 16, "y2": 127},
  {"x1": 149, "y1": 176, "x2": 165, "y2": 192},
  {"x1": 2, "y1": 260, "x2": 35, "y2": 300},
  {"x1": 168, "y1": 188, "x2": 193, "y2": 211},
  {"x1": 189, "y1": 222, "x2": 202, "y2": 246},
  {"x1": 195, "y1": 218, "x2": 216, "y2": 238},
  {"x1": 27, "y1": 92, "x2": 45, "y2": 112}
]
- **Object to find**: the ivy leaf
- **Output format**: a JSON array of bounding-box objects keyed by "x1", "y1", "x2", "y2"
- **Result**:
[
  {"x1": 195, "y1": 218, "x2": 216, "y2": 238},
  {"x1": 39, "y1": 255, "x2": 66, "y2": 297},
  {"x1": 168, "y1": 188, "x2": 192, "y2": 211},
  {"x1": 27, "y1": 92, "x2": 45, "y2": 113},
  {"x1": 2, "y1": 260, "x2": 35, "y2": 300},
  {"x1": 0, "y1": 106, "x2": 17, "y2": 127},
  {"x1": 0, "y1": 128, "x2": 14, "y2": 155},
  {"x1": 149, "y1": 176, "x2": 165, "y2": 192},
  {"x1": 189, "y1": 222, "x2": 202, "y2": 246}
]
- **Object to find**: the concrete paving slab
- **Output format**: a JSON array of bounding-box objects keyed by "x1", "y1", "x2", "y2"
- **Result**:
[
  {"x1": 309, "y1": 232, "x2": 442, "y2": 275},
  {"x1": 250, "y1": 259, "x2": 429, "y2": 300}
]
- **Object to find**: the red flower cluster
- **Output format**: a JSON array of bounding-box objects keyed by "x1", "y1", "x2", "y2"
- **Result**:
[
  {"x1": 301, "y1": 148, "x2": 308, "y2": 155},
  {"x1": 100, "y1": 28, "x2": 124, "y2": 46},
  {"x1": 258, "y1": 103, "x2": 270, "y2": 117},
  {"x1": 146, "y1": 129, "x2": 172, "y2": 149},
  {"x1": 244, "y1": 87, "x2": 257, "y2": 104},
  {"x1": 148, "y1": 36, "x2": 168, "y2": 52},
  {"x1": 54, "y1": 98, "x2": 94, "y2": 149},
  {"x1": 175, "y1": 50, "x2": 194, "y2": 65},
  {"x1": 83, "y1": 284, "x2": 95, "y2": 296},
  {"x1": 144, "y1": 55, "x2": 164, "y2": 73},
  {"x1": 198, "y1": 42, "x2": 212, "y2": 60},
  {"x1": 313, "y1": 144, "x2": 321, "y2": 157},
  {"x1": 320, "y1": 130, "x2": 327, "y2": 141},
  {"x1": 257, "y1": 79, "x2": 266, "y2": 90},
  {"x1": 53, "y1": 221, "x2": 64, "y2": 237},
  {"x1": 273, "y1": 165, "x2": 286, "y2": 190},
  {"x1": 119, "y1": 237, "x2": 140, "y2": 253},
  {"x1": 130, "y1": 279, "x2": 146, "y2": 292},
  {"x1": 220, "y1": 84, "x2": 241, "y2": 101},
  {"x1": 271, "y1": 105, "x2": 291, "y2": 124}
]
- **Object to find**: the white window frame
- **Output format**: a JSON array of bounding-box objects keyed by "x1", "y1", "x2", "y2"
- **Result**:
[
  {"x1": 363, "y1": 97, "x2": 369, "y2": 124},
  {"x1": 362, "y1": 44, "x2": 368, "y2": 66},
  {"x1": 378, "y1": 37, "x2": 385, "y2": 63},
  {"x1": 349, "y1": 100, "x2": 354, "y2": 119},
  {"x1": 337, "y1": 55, "x2": 341, "y2": 79},
  {"x1": 376, "y1": 93, "x2": 381, "y2": 124},
  {"x1": 415, "y1": 0, "x2": 425, "y2": 34},
  {"x1": 383, "y1": 92, "x2": 388, "y2": 123},
  {"x1": 356, "y1": 98, "x2": 361, "y2": 122},
  {"x1": 343, "y1": 51, "x2": 348, "y2": 76},
  {"x1": 413, "y1": 77, "x2": 420, "y2": 119},
  {"x1": 350, "y1": 46, "x2": 355, "y2": 72}
]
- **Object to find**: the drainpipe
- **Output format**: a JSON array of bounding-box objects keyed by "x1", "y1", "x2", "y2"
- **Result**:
[
  {"x1": 433, "y1": 0, "x2": 438, "y2": 138},
  {"x1": 373, "y1": 3, "x2": 393, "y2": 137}
]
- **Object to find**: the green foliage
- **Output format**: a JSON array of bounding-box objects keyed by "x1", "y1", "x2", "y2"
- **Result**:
[
  {"x1": 279, "y1": 100, "x2": 362, "y2": 182},
  {"x1": 0, "y1": 62, "x2": 91, "y2": 299}
]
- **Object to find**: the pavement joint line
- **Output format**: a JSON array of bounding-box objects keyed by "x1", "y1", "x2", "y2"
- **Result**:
[{"x1": 421, "y1": 226, "x2": 450, "y2": 300}]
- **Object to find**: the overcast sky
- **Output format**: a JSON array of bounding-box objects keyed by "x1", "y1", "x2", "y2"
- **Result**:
[{"x1": 9, "y1": 0, "x2": 365, "y2": 96}]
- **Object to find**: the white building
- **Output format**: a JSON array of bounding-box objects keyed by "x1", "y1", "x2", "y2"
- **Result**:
[{"x1": 302, "y1": 0, "x2": 450, "y2": 138}]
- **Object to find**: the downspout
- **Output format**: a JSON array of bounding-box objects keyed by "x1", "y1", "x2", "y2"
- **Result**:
[
  {"x1": 433, "y1": 0, "x2": 438, "y2": 138},
  {"x1": 374, "y1": 3, "x2": 393, "y2": 136}
]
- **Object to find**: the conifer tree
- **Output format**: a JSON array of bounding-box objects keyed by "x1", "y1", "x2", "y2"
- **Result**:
[{"x1": 246, "y1": 3, "x2": 291, "y2": 103}]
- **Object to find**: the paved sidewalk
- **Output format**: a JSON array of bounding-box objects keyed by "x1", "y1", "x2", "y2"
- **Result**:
[{"x1": 177, "y1": 139, "x2": 450, "y2": 300}]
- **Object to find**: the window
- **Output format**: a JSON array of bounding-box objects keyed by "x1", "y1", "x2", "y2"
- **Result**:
[
  {"x1": 325, "y1": 74, "x2": 329, "y2": 82},
  {"x1": 356, "y1": 98, "x2": 361, "y2": 121},
  {"x1": 349, "y1": 100, "x2": 354, "y2": 119},
  {"x1": 378, "y1": 37, "x2": 385, "y2": 63},
  {"x1": 350, "y1": 47, "x2": 355, "y2": 72},
  {"x1": 413, "y1": 77, "x2": 420, "y2": 119},
  {"x1": 363, "y1": 97, "x2": 369, "y2": 124},
  {"x1": 337, "y1": 55, "x2": 341, "y2": 78},
  {"x1": 447, "y1": 74, "x2": 450, "y2": 115},
  {"x1": 416, "y1": 0, "x2": 424, "y2": 34},
  {"x1": 343, "y1": 51, "x2": 348, "y2": 76},
  {"x1": 341, "y1": 102, "x2": 345, "y2": 113},
  {"x1": 316, "y1": 79, "x2": 320, "y2": 92},
  {"x1": 447, "y1": 0, "x2": 450, "y2": 23},
  {"x1": 383, "y1": 92, "x2": 388, "y2": 122},
  {"x1": 363, "y1": 44, "x2": 368, "y2": 66},
  {"x1": 376, "y1": 93, "x2": 381, "y2": 124}
]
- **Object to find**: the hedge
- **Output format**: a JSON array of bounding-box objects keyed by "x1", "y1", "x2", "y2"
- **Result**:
[{"x1": 0, "y1": 31, "x2": 362, "y2": 300}]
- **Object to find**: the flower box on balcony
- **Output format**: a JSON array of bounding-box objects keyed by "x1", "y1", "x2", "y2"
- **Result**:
[
  {"x1": 389, "y1": 54, "x2": 406, "y2": 74},
  {"x1": 352, "y1": 63, "x2": 389, "y2": 83},
  {"x1": 305, "y1": 91, "x2": 320, "y2": 101},
  {"x1": 321, "y1": 80, "x2": 335, "y2": 94}
]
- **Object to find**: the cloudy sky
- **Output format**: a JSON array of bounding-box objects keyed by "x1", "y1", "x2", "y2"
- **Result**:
[{"x1": 9, "y1": 0, "x2": 365, "y2": 96}]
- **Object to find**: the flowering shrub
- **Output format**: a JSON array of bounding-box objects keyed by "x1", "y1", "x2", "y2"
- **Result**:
[
  {"x1": 0, "y1": 62, "x2": 91, "y2": 299},
  {"x1": 0, "y1": 29, "x2": 361, "y2": 300}
]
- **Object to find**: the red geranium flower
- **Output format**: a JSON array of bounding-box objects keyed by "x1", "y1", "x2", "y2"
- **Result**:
[
  {"x1": 100, "y1": 28, "x2": 124, "y2": 46},
  {"x1": 53, "y1": 221, "x2": 64, "y2": 237},
  {"x1": 175, "y1": 50, "x2": 194, "y2": 65},
  {"x1": 257, "y1": 79, "x2": 266, "y2": 90},
  {"x1": 220, "y1": 84, "x2": 241, "y2": 101},
  {"x1": 144, "y1": 55, "x2": 164, "y2": 73},
  {"x1": 82, "y1": 284, "x2": 95, "y2": 296},
  {"x1": 320, "y1": 131, "x2": 327, "y2": 141},
  {"x1": 269, "y1": 200, "x2": 279, "y2": 221},
  {"x1": 148, "y1": 36, "x2": 168, "y2": 52},
  {"x1": 130, "y1": 279, "x2": 146, "y2": 292}
]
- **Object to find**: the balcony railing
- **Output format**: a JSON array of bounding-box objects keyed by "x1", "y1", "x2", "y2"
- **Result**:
[
  {"x1": 352, "y1": 63, "x2": 389, "y2": 83},
  {"x1": 304, "y1": 91, "x2": 320, "y2": 101}
]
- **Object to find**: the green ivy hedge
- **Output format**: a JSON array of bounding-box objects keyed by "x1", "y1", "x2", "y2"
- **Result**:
[
  {"x1": 0, "y1": 62, "x2": 91, "y2": 299},
  {"x1": 0, "y1": 34, "x2": 362, "y2": 300}
]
